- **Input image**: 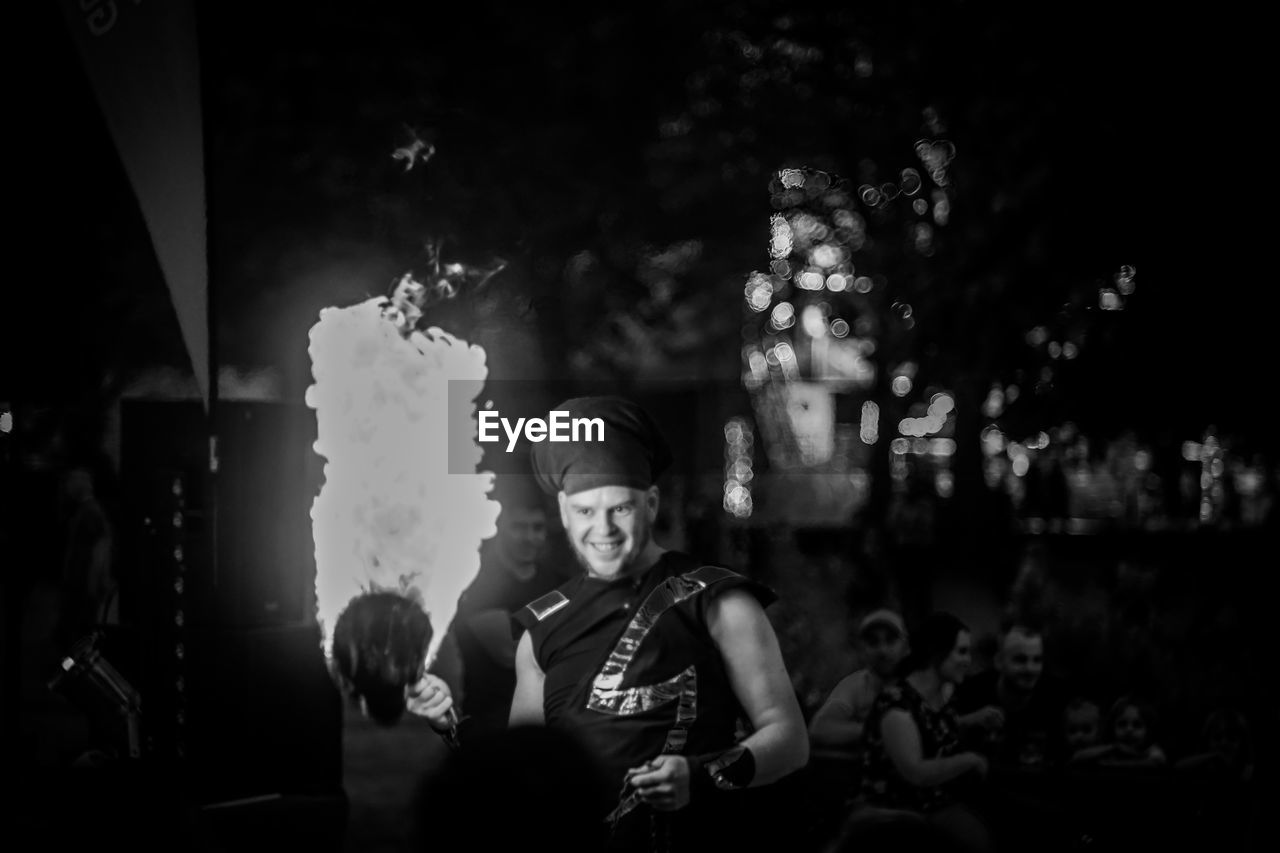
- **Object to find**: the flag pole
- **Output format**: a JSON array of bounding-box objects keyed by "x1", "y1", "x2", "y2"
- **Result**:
[{"x1": 196, "y1": 2, "x2": 219, "y2": 595}]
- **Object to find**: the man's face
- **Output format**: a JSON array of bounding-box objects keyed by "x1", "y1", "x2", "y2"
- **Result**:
[
  {"x1": 938, "y1": 630, "x2": 973, "y2": 684},
  {"x1": 1065, "y1": 706, "x2": 1101, "y2": 751},
  {"x1": 559, "y1": 485, "x2": 658, "y2": 580},
  {"x1": 493, "y1": 506, "x2": 547, "y2": 575},
  {"x1": 997, "y1": 628, "x2": 1044, "y2": 693},
  {"x1": 862, "y1": 626, "x2": 908, "y2": 678}
]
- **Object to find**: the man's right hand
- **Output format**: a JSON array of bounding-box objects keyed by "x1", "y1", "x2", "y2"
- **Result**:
[{"x1": 406, "y1": 673, "x2": 454, "y2": 731}]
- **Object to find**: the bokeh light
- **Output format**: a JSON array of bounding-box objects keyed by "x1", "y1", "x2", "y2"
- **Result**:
[
  {"x1": 982, "y1": 425, "x2": 1006, "y2": 456},
  {"x1": 1116, "y1": 264, "x2": 1137, "y2": 295},
  {"x1": 932, "y1": 190, "x2": 950, "y2": 225},
  {"x1": 798, "y1": 270, "x2": 825, "y2": 290},
  {"x1": 812, "y1": 244, "x2": 841, "y2": 268},
  {"x1": 770, "y1": 301, "x2": 796, "y2": 330},
  {"x1": 723, "y1": 416, "x2": 755, "y2": 519},
  {"x1": 801, "y1": 304, "x2": 827, "y2": 338},
  {"x1": 900, "y1": 168, "x2": 922, "y2": 195},
  {"x1": 913, "y1": 223, "x2": 934, "y2": 256},
  {"x1": 779, "y1": 169, "x2": 805, "y2": 188},
  {"x1": 770, "y1": 214, "x2": 794, "y2": 258},
  {"x1": 983, "y1": 384, "x2": 1005, "y2": 418},
  {"x1": 745, "y1": 272, "x2": 774, "y2": 312},
  {"x1": 861, "y1": 400, "x2": 880, "y2": 445}
]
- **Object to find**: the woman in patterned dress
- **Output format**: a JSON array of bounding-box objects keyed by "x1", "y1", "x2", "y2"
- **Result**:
[{"x1": 854, "y1": 611, "x2": 993, "y2": 852}]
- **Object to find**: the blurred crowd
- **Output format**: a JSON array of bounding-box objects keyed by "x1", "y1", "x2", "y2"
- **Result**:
[{"x1": 798, "y1": 610, "x2": 1263, "y2": 851}]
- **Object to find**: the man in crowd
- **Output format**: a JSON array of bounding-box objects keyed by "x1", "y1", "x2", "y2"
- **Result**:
[
  {"x1": 805, "y1": 608, "x2": 910, "y2": 839},
  {"x1": 953, "y1": 616, "x2": 1068, "y2": 769},
  {"x1": 809, "y1": 608, "x2": 909, "y2": 760}
]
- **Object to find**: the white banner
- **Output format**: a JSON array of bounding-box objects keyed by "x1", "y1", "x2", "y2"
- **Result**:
[{"x1": 60, "y1": 0, "x2": 209, "y2": 410}]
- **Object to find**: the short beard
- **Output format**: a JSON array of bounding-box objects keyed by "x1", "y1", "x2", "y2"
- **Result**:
[{"x1": 573, "y1": 526, "x2": 651, "y2": 579}]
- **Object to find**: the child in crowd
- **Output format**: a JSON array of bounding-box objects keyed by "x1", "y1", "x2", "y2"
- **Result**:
[
  {"x1": 1062, "y1": 697, "x2": 1102, "y2": 761},
  {"x1": 1176, "y1": 707, "x2": 1254, "y2": 782},
  {"x1": 1070, "y1": 696, "x2": 1166, "y2": 768}
]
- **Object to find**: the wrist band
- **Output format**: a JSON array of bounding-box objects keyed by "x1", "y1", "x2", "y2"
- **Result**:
[{"x1": 688, "y1": 745, "x2": 756, "y2": 799}]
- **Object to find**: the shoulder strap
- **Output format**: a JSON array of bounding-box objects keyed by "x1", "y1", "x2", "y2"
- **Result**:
[{"x1": 684, "y1": 565, "x2": 740, "y2": 585}]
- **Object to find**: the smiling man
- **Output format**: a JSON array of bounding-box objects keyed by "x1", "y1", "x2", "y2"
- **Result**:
[
  {"x1": 953, "y1": 615, "x2": 1069, "y2": 769},
  {"x1": 491, "y1": 396, "x2": 808, "y2": 850}
]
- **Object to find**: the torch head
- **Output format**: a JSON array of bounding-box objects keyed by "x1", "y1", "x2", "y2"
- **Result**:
[{"x1": 332, "y1": 591, "x2": 434, "y2": 726}]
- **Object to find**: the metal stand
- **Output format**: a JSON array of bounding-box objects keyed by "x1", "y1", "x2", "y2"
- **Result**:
[{"x1": 49, "y1": 631, "x2": 144, "y2": 760}]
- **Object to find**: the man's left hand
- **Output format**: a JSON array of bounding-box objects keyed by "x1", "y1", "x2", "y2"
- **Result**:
[
  {"x1": 626, "y1": 755, "x2": 692, "y2": 811},
  {"x1": 405, "y1": 673, "x2": 454, "y2": 731}
]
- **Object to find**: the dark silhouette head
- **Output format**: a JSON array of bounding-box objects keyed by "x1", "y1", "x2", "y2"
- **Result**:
[
  {"x1": 1203, "y1": 707, "x2": 1253, "y2": 769},
  {"x1": 332, "y1": 591, "x2": 433, "y2": 726},
  {"x1": 414, "y1": 725, "x2": 612, "y2": 850}
]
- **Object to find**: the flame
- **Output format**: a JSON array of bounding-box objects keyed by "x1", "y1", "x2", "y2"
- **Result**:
[{"x1": 306, "y1": 296, "x2": 500, "y2": 667}]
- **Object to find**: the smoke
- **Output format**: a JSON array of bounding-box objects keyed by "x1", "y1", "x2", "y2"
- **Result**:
[
  {"x1": 118, "y1": 365, "x2": 283, "y2": 401},
  {"x1": 306, "y1": 296, "x2": 499, "y2": 667}
]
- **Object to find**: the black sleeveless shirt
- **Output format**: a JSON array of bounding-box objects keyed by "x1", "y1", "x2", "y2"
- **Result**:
[{"x1": 514, "y1": 552, "x2": 776, "y2": 812}]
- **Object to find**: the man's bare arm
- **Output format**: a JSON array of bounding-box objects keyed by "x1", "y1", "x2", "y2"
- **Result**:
[
  {"x1": 508, "y1": 631, "x2": 545, "y2": 727},
  {"x1": 809, "y1": 674, "x2": 867, "y2": 749},
  {"x1": 707, "y1": 588, "x2": 809, "y2": 784}
]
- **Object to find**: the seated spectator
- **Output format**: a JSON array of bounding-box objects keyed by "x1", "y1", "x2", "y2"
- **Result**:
[
  {"x1": 1071, "y1": 696, "x2": 1167, "y2": 769},
  {"x1": 804, "y1": 609, "x2": 909, "y2": 844},
  {"x1": 853, "y1": 612, "x2": 992, "y2": 853},
  {"x1": 953, "y1": 615, "x2": 1069, "y2": 770},
  {"x1": 1175, "y1": 708, "x2": 1258, "y2": 850},
  {"x1": 810, "y1": 609, "x2": 910, "y2": 760},
  {"x1": 1176, "y1": 707, "x2": 1254, "y2": 782},
  {"x1": 1062, "y1": 698, "x2": 1103, "y2": 761}
]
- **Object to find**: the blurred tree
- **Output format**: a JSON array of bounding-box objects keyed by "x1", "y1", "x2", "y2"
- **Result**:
[{"x1": 194, "y1": 1, "x2": 1255, "y2": 534}]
